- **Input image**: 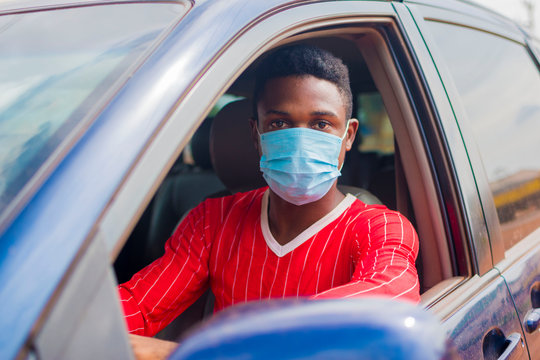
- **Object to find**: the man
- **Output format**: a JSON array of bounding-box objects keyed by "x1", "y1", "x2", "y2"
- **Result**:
[{"x1": 118, "y1": 45, "x2": 420, "y2": 357}]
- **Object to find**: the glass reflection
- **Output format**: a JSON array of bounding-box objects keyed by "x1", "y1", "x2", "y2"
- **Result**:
[
  {"x1": 0, "y1": 3, "x2": 184, "y2": 221},
  {"x1": 427, "y1": 21, "x2": 540, "y2": 247}
]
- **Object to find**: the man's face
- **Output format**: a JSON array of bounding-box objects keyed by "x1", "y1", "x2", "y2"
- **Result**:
[{"x1": 252, "y1": 75, "x2": 358, "y2": 167}]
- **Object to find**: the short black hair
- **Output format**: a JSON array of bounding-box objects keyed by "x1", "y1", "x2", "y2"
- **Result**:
[{"x1": 253, "y1": 44, "x2": 353, "y2": 120}]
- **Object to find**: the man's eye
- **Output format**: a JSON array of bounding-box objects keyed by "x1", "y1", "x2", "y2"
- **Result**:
[
  {"x1": 315, "y1": 121, "x2": 329, "y2": 130},
  {"x1": 271, "y1": 120, "x2": 285, "y2": 128}
]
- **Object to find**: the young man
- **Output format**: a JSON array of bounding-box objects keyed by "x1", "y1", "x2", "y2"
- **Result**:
[{"x1": 118, "y1": 45, "x2": 420, "y2": 353}]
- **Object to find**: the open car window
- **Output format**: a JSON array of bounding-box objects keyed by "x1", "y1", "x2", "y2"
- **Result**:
[{"x1": 113, "y1": 26, "x2": 457, "y2": 340}]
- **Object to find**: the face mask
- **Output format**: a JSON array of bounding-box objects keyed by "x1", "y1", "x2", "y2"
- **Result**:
[{"x1": 258, "y1": 121, "x2": 349, "y2": 206}]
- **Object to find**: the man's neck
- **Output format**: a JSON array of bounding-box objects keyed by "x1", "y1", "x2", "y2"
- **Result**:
[{"x1": 267, "y1": 185, "x2": 345, "y2": 246}]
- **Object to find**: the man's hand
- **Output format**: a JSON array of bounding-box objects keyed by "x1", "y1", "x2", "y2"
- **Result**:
[{"x1": 129, "y1": 334, "x2": 178, "y2": 360}]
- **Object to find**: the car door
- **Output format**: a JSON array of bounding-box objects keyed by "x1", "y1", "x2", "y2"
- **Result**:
[
  {"x1": 7, "y1": 1, "x2": 530, "y2": 359},
  {"x1": 100, "y1": 0, "x2": 528, "y2": 357},
  {"x1": 399, "y1": 0, "x2": 531, "y2": 358}
]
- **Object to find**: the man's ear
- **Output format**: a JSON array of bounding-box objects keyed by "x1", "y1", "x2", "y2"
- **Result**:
[
  {"x1": 249, "y1": 117, "x2": 261, "y2": 154},
  {"x1": 345, "y1": 118, "x2": 359, "y2": 151}
]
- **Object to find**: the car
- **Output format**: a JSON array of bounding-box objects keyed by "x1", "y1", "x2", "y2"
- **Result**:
[{"x1": 1, "y1": 0, "x2": 539, "y2": 359}]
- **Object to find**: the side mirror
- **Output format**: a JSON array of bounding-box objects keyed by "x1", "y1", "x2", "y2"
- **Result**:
[{"x1": 170, "y1": 298, "x2": 453, "y2": 359}]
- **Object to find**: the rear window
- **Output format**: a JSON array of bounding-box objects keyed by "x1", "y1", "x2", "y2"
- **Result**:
[
  {"x1": 427, "y1": 21, "x2": 540, "y2": 248},
  {"x1": 0, "y1": 3, "x2": 187, "y2": 227},
  {"x1": 357, "y1": 92, "x2": 393, "y2": 155}
]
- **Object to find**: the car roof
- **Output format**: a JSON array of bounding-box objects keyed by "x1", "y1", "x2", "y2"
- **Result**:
[
  {"x1": 0, "y1": 0, "x2": 524, "y2": 39},
  {"x1": 0, "y1": 0, "x2": 491, "y2": 13},
  {"x1": 0, "y1": 0, "x2": 182, "y2": 13}
]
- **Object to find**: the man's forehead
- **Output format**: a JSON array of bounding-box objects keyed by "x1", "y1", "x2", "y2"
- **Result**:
[{"x1": 257, "y1": 76, "x2": 347, "y2": 118}]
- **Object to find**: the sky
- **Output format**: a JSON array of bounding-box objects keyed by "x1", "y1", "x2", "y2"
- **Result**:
[{"x1": 472, "y1": 0, "x2": 540, "y2": 38}]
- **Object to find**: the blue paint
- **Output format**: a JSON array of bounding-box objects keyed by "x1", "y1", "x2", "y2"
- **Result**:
[{"x1": 171, "y1": 298, "x2": 449, "y2": 360}]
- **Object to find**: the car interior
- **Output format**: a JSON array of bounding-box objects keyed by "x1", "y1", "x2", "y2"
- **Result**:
[{"x1": 113, "y1": 27, "x2": 459, "y2": 340}]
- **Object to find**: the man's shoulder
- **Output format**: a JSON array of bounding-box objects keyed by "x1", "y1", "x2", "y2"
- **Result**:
[
  {"x1": 202, "y1": 186, "x2": 268, "y2": 213},
  {"x1": 348, "y1": 197, "x2": 388, "y2": 214},
  {"x1": 346, "y1": 199, "x2": 417, "y2": 248},
  {"x1": 348, "y1": 198, "x2": 411, "y2": 226}
]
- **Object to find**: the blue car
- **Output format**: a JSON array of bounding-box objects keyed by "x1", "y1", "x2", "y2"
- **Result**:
[{"x1": 1, "y1": 0, "x2": 540, "y2": 359}]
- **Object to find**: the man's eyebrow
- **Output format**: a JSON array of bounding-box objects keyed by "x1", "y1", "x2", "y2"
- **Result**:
[
  {"x1": 311, "y1": 110, "x2": 338, "y2": 117},
  {"x1": 264, "y1": 109, "x2": 338, "y2": 117},
  {"x1": 265, "y1": 109, "x2": 290, "y2": 116}
]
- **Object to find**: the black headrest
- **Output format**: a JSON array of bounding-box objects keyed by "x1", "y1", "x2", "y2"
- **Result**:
[
  {"x1": 191, "y1": 117, "x2": 213, "y2": 170},
  {"x1": 209, "y1": 99, "x2": 266, "y2": 193}
]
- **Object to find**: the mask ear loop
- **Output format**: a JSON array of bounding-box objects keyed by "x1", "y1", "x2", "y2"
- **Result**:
[
  {"x1": 340, "y1": 119, "x2": 351, "y2": 140},
  {"x1": 255, "y1": 123, "x2": 264, "y2": 142},
  {"x1": 338, "y1": 119, "x2": 351, "y2": 171}
]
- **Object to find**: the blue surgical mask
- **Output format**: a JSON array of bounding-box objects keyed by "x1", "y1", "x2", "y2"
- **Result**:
[{"x1": 258, "y1": 122, "x2": 349, "y2": 206}]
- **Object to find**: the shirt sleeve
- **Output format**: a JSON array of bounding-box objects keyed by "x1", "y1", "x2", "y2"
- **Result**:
[
  {"x1": 117, "y1": 202, "x2": 211, "y2": 336},
  {"x1": 312, "y1": 208, "x2": 420, "y2": 303}
]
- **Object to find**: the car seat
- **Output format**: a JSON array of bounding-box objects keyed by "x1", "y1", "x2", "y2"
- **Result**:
[{"x1": 144, "y1": 118, "x2": 226, "y2": 266}]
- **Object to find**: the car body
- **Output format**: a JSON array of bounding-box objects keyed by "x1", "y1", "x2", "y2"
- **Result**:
[{"x1": 1, "y1": 0, "x2": 540, "y2": 359}]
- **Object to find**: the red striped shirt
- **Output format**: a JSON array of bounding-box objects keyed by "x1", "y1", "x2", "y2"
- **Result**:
[{"x1": 118, "y1": 187, "x2": 420, "y2": 336}]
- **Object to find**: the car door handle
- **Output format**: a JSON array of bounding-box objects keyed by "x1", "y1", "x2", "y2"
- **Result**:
[
  {"x1": 498, "y1": 333, "x2": 524, "y2": 360},
  {"x1": 524, "y1": 308, "x2": 540, "y2": 333}
]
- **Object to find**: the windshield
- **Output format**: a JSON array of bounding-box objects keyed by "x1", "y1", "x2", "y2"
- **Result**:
[{"x1": 0, "y1": 3, "x2": 187, "y2": 225}]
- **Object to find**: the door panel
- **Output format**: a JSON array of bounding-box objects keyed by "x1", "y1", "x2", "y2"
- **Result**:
[
  {"x1": 498, "y1": 230, "x2": 540, "y2": 358},
  {"x1": 29, "y1": 236, "x2": 133, "y2": 359},
  {"x1": 436, "y1": 270, "x2": 527, "y2": 359}
]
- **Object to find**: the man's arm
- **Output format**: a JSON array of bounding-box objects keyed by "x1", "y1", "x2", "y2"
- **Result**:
[
  {"x1": 118, "y1": 202, "x2": 211, "y2": 336},
  {"x1": 312, "y1": 210, "x2": 420, "y2": 303},
  {"x1": 128, "y1": 334, "x2": 178, "y2": 360}
]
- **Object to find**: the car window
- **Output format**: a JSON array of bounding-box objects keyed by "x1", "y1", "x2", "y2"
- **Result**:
[
  {"x1": 357, "y1": 92, "x2": 394, "y2": 155},
  {"x1": 426, "y1": 21, "x2": 540, "y2": 249},
  {"x1": 0, "y1": 3, "x2": 185, "y2": 226},
  {"x1": 114, "y1": 30, "x2": 440, "y2": 339}
]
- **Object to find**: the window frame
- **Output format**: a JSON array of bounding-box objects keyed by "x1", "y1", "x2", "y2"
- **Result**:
[
  {"x1": 85, "y1": 1, "x2": 535, "y2": 355},
  {"x1": 97, "y1": 0, "x2": 471, "y2": 326}
]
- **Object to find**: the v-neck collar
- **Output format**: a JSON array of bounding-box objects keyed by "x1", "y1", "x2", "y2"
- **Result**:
[{"x1": 260, "y1": 190, "x2": 356, "y2": 257}]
